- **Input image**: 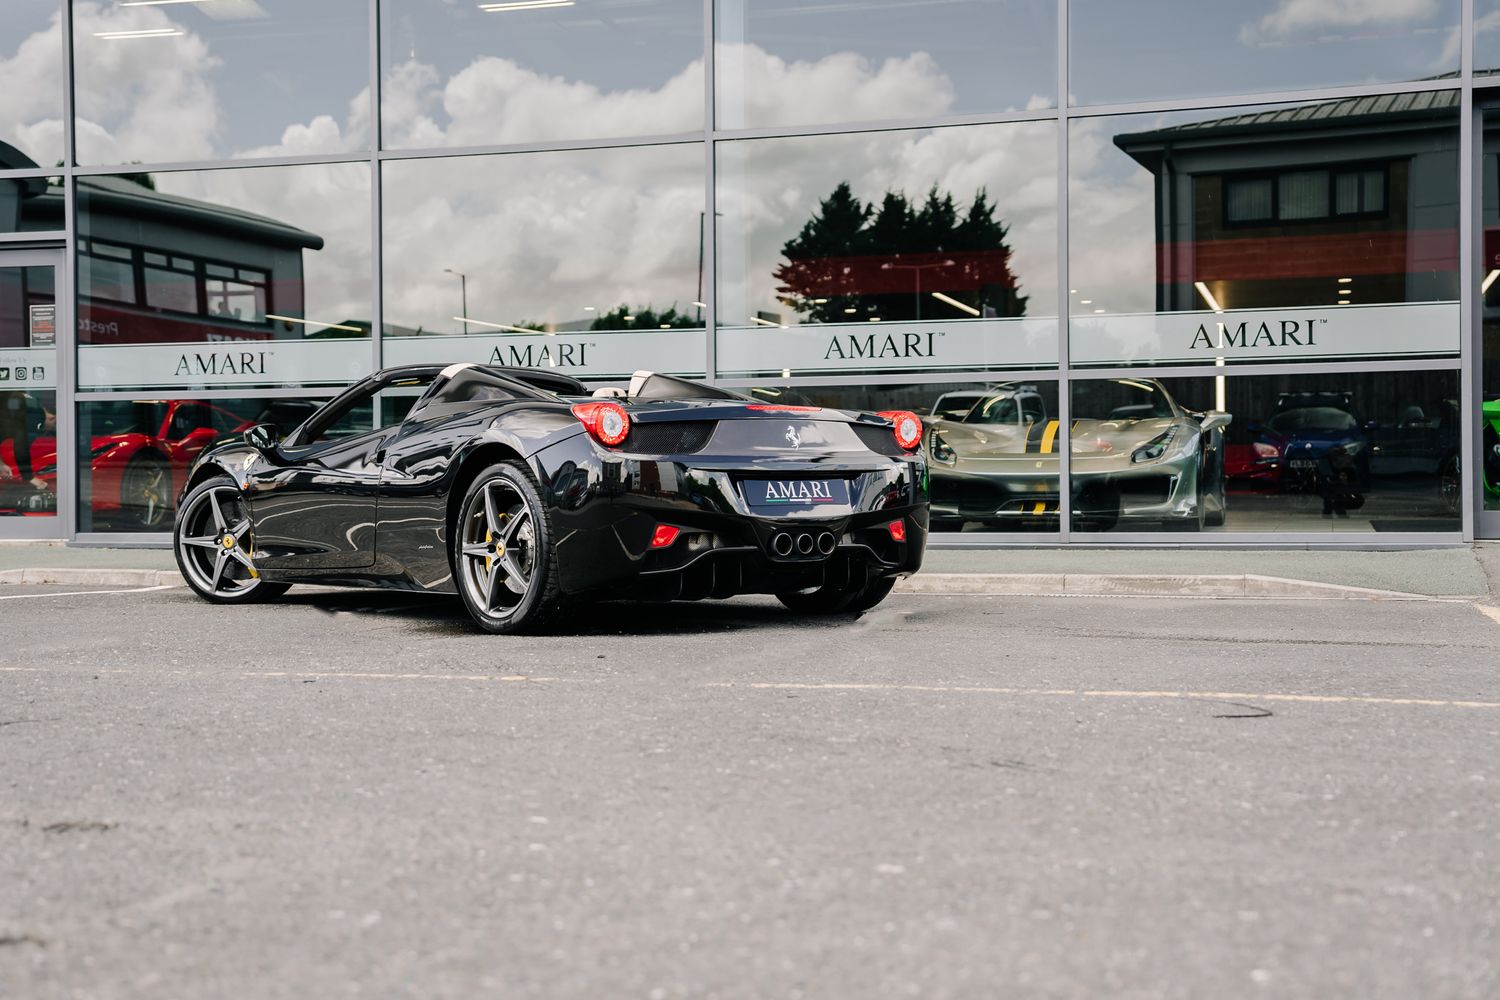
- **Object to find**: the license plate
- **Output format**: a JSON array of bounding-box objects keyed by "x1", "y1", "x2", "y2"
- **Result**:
[
  {"x1": 743, "y1": 478, "x2": 850, "y2": 510},
  {"x1": 1289, "y1": 459, "x2": 1316, "y2": 469}
]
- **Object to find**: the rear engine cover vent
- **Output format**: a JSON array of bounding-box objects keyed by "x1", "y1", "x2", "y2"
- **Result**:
[{"x1": 624, "y1": 421, "x2": 716, "y2": 455}]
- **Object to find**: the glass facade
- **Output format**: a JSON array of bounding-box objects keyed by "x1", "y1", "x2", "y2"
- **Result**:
[{"x1": 2, "y1": 2, "x2": 1499, "y2": 542}]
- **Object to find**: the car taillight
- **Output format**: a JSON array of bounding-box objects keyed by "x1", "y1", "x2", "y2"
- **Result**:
[
  {"x1": 650, "y1": 524, "x2": 681, "y2": 548},
  {"x1": 745, "y1": 404, "x2": 822, "y2": 413},
  {"x1": 571, "y1": 401, "x2": 631, "y2": 447},
  {"x1": 888, "y1": 519, "x2": 907, "y2": 542},
  {"x1": 877, "y1": 410, "x2": 922, "y2": 451}
]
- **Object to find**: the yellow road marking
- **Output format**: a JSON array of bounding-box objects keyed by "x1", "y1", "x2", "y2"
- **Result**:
[{"x1": 1039, "y1": 419, "x2": 1059, "y2": 454}]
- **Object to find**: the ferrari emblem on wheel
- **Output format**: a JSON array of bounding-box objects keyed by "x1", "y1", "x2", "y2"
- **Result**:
[{"x1": 172, "y1": 365, "x2": 927, "y2": 631}]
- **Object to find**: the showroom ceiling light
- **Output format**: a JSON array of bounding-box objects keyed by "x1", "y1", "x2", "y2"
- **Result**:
[
  {"x1": 750, "y1": 316, "x2": 778, "y2": 327},
  {"x1": 1193, "y1": 280, "x2": 1224, "y2": 314},
  {"x1": 1337, "y1": 276, "x2": 1354, "y2": 283},
  {"x1": 1484, "y1": 269, "x2": 1500, "y2": 294},
  {"x1": 480, "y1": 0, "x2": 573, "y2": 11},
  {"x1": 266, "y1": 314, "x2": 361, "y2": 333},
  {"x1": 454, "y1": 316, "x2": 538, "y2": 334},
  {"x1": 93, "y1": 27, "x2": 183, "y2": 38},
  {"x1": 931, "y1": 291, "x2": 980, "y2": 317},
  {"x1": 691, "y1": 301, "x2": 707, "y2": 308}
]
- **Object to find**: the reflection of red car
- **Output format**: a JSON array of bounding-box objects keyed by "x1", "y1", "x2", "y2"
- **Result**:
[
  {"x1": 1, "y1": 400, "x2": 258, "y2": 528},
  {"x1": 1225, "y1": 438, "x2": 1284, "y2": 493}
]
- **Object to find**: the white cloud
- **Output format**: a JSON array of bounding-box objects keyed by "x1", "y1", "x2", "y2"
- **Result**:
[
  {"x1": 1241, "y1": 0, "x2": 1441, "y2": 43},
  {"x1": 716, "y1": 45, "x2": 954, "y2": 129},
  {"x1": 0, "y1": 8, "x2": 66, "y2": 166}
]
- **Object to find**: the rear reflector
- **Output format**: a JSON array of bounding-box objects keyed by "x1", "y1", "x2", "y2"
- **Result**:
[
  {"x1": 887, "y1": 519, "x2": 907, "y2": 543},
  {"x1": 876, "y1": 410, "x2": 923, "y2": 451},
  {"x1": 571, "y1": 401, "x2": 631, "y2": 446},
  {"x1": 745, "y1": 404, "x2": 822, "y2": 413},
  {"x1": 650, "y1": 524, "x2": 681, "y2": 549}
]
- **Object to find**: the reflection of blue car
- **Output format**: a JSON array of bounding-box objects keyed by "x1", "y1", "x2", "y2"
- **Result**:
[{"x1": 1256, "y1": 392, "x2": 1371, "y2": 495}]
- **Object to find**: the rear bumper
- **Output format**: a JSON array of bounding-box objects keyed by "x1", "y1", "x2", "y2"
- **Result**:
[{"x1": 532, "y1": 434, "x2": 928, "y2": 598}]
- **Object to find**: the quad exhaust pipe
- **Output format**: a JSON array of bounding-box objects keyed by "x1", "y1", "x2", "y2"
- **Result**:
[{"x1": 769, "y1": 530, "x2": 838, "y2": 558}]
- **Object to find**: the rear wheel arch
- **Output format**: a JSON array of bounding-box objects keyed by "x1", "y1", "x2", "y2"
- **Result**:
[{"x1": 445, "y1": 442, "x2": 528, "y2": 565}]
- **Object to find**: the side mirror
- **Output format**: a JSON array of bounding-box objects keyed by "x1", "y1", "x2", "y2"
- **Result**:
[
  {"x1": 1199, "y1": 411, "x2": 1232, "y2": 434},
  {"x1": 244, "y1": 423, "x2": 279, "y2": 456}
]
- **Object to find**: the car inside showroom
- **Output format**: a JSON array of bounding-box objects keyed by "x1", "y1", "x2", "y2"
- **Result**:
[{"x1": 5, "y1": 0, "x2": 1500, "y2": 544}]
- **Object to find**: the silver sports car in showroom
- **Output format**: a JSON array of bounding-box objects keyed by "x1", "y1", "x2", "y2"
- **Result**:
[{"x1": 923, "y1": 378, "x2": 1230, "y2": 530}]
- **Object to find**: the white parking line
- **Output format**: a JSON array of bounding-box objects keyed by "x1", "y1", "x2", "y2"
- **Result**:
[
  {"x1": 710, "y1": 682, "x2": 1500, "y2": 711},
  {"x1": 0, "y1": 584, "x2": 176, "y2": 601}
]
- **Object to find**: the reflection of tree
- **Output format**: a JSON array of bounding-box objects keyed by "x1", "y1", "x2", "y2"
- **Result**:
[
  {"x1": 590, "y1": 305, "x2": 702, "y2": 331},
  {"x1": 775, "y1": 182, "x2": 1026, "y2": 324}
]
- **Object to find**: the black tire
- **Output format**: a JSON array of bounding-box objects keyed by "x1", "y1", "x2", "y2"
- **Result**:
[
  {"x1": 452, "y1": 460, "x2": 564, "y2": 634},
  {"x1": 173, "y1": 475, "x2": 289, "y2": 604},
  {"x1": 777, "y1": 573, "x2": 896, "y2": 615},
  {"x1": 122, "y1": 453, "x2": 172, "y2": 529}
]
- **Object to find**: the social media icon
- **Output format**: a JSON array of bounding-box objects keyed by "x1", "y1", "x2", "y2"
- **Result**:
[
  {"x1": 14, "y1": 368, "x2": 25, "y2": 381},
  {"x1": 0, "y1": 368, "x2": 11, "y2": 381},
  {"x1": 32, "y1": 367, "x2": 44, "y2": 380}
]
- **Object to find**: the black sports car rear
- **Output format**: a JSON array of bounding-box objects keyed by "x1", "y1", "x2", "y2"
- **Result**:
[{"x1": 172, "y1": 364, "x2": 929, "y2": 632}]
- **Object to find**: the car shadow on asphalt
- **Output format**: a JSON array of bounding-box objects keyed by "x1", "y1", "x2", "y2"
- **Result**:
[{"x1": 275, "y1": 588, "x2": 864, "y2": 637}]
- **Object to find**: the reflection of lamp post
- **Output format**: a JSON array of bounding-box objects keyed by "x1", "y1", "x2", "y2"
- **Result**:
[
  {"x1": 445, "y1": 268, "x2": 468, "y2": 334},
  {"x1": 881, "y1": 259, "x2": 954, "y2": 320}
]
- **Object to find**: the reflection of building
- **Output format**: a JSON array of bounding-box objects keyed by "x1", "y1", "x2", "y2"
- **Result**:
[
  {"x1": 12, "y1": 172, "x2": 324, "y2": 347},
  {"x1": 1114, "y1": 92, "x2": 1459, "y2": 315},
  {"x1": 70, "y1": 178, "x2": 324, "y2": 345}
]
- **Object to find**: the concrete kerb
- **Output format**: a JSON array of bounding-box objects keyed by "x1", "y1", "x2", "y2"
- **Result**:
[
  {"x1": 895, "y1": 573, "x2": 1473, "y2": 602},
  {"x1": 0, "y1": 566, "x2": 1473, "y2": 601},
  {"x1": 0, "y1": 568, "x2": 182, "y2": 588}
]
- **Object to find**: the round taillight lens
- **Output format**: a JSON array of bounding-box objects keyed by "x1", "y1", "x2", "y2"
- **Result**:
[
  {"x1": 571, "y1": 401, "x2": 631, "y2": 447},
  {"x1": 877, "y1": 410, "x2": 923, "y2": 451}
]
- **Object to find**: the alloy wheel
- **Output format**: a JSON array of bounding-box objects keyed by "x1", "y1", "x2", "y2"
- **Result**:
[
  {"x1": 458, "y1": 476, "x2": 537, "y2": 620},
  {"x1": 176, "y1": 485, "x2": 263, "y2": 597}
]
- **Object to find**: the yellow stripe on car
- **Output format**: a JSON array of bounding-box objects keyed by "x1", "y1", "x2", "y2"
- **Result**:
[{"x1": 1040, "y1": 420, "x2": 1060, "y2": 454}]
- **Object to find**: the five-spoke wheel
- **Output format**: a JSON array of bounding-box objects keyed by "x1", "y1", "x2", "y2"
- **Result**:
[
  {"x1": 454, "y1": 461, "x2": 562, "y2": 633},
  {"x1": 173, "y1": 476, "x2": 287, "y2": 603}
]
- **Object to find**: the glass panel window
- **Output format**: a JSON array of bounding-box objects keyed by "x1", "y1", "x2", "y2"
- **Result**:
[
  {"x1": 1278, "y1": 170, "x2": 1329, "y2": 221},
  {"x1": 0, "y1": 1, "x2": 63, "y2": 177},
  {"x1": 1069, "y1": 0, "x2": 1460, "y2": 106},
  {"x1": 0, "y1": 262, "x2": 57, "y2": 520},
  {"x1": 77, "y1": 165, "x2": 373, "y2": 392},
  {"x1": 72, "y1": 1, "x2": 370, "y2": 165},
  {"x1": 1069, "y1": 371, "x2": 1461, "y2": 534},
  {"x1": 717, "y1": 0, "x2": 1056, "y2": 130},
  {"x1": 144, "y1": 264, "x2": 197, "y2": 314},
  {"x1": 380, "y1": 0, "x2": 702, "y2": 149},
  {"x1": 75, "y1": 395, "x2": 331, "y2": 533},
  {"x1": 1225, "y1": 178, "x2": 1273, "y2": 224},
  {"x1": 717, "y1": 121, "x2": 1059, "y2": 378},
  {"x1": 723, "y1": 379, "x2": 1061, "y2": 535},
  {"x1": 1070, "y1": 93, "x2": 1459, "y2": 368},
  {"x1": 381, "y1": 144, "x2": 705, "y2": 382}
]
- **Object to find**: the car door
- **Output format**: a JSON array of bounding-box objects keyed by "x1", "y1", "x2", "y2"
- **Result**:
[{"x1": 247, "y1": 383, "x2": 392, "y2": 572}]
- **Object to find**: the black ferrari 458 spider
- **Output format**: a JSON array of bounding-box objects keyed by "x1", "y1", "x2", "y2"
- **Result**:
[{"x1": 172, "y1": 364, "x2": 929, "y2": 632}]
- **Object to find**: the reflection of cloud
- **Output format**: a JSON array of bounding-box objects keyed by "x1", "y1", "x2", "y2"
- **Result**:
[
  {"x1": 716, "y1": 45, "x2": 954, "y2": 129},
  {"x1": 382, "y1": 55, "x2": 703, "y2": 149},
  {"x1": 0, "y1": 8, "x2": 66, "y2": 165},
  {"x1": 1065, "y1": 118, "x2": 1156, "y2": 316},
  {"x1": 1241, "y1": 0, "x2": 1441, "y2": 43},
  {"x1": 70, "y1": 2, "x2": 222, "y2": 163},
  {"x1": 382, "y1": 145, "x2": 703, "y2": 334}
]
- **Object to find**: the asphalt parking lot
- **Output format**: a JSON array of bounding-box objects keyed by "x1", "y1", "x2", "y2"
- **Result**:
[{"x1": 3, "y1": 584, "x2": 1499, "y2": 999}]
